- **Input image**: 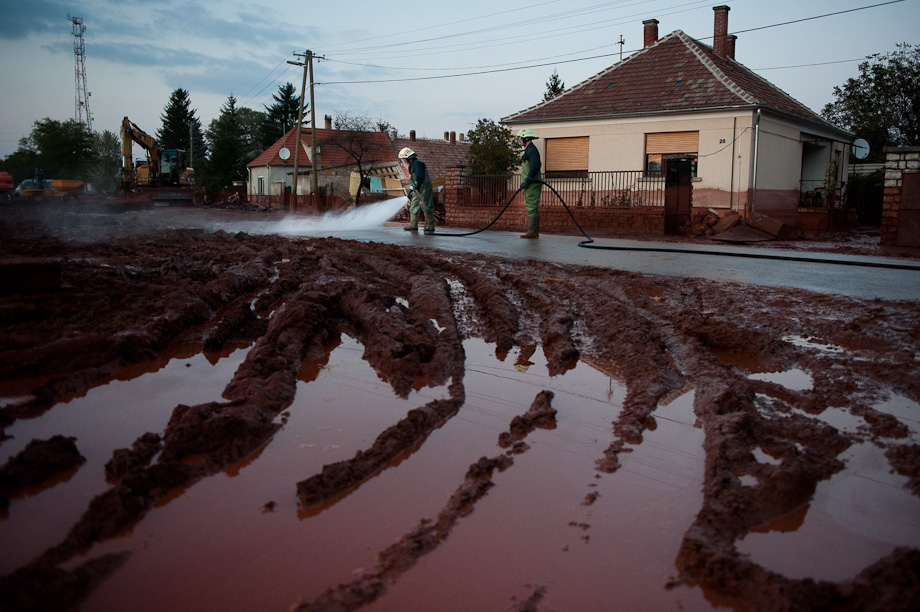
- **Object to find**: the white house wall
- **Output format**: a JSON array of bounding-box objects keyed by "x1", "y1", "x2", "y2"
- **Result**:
[{"x1": 515, "y1": 110, "x2": 759, "y2": 213}]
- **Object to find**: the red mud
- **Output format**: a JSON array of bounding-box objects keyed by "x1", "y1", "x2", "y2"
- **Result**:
[{"x1": 1, "y1": 201, "x2": 919, "y2": 611}]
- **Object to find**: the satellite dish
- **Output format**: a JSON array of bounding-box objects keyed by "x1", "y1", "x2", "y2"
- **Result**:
[
  {"x1": 852, "y1": 138, "x2": 870, "y2": 160},
  {"x1": 279, "y1": 147, "x2": 291, "y2": 160}
]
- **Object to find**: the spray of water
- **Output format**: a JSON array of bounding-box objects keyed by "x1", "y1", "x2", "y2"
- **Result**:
[{"x1": 262, "y1": 196, "x2": 408, "y2": 236}]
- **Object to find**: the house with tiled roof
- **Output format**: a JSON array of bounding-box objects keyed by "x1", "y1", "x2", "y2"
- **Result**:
[
  {"x1": 246, "y1": 116, "x2": 403, "y2": 209},
  {"x1": 502, "y1": 5, "x2": 854, "y2": 228},
  {"x1": 392, "y1": 130, "x2": 470, "y2": 190}
]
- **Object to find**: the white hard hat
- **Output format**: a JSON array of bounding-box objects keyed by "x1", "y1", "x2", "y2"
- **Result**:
[
  {"x1": 517, "y1": 128, "x2": 538, "y2": 140},
  {"x1": 398, "y1": 147, "x2": 416, "y2": 160}
]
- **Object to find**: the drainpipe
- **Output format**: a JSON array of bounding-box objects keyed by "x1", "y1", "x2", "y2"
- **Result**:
[
  {"x1": 730, "y1": 117, "x2": 736, "y2": 212},
  {"x1": 750, "y1": 108, "x2": 761, "y2": 215}
]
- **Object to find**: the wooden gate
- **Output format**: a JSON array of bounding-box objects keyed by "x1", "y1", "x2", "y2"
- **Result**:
[{"x1": 896, "y1": 172, "x2": 920, "y2": 247}]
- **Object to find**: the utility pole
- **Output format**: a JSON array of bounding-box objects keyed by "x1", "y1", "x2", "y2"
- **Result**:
[
  {"x1": 308, "y1": 50, "x2": 319, "y2": 213},
  {"x1": 618, "y1": 35, "x2": 625, "y2": 61},
  {"x1": 289, "y1": 51, "x2": 309, "y2": 213}
]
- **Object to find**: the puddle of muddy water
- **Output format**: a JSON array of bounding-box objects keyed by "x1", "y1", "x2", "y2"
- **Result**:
[
  {"x1": 363, "y1": 352, "x2": 714, "y2": 612},
  {"x1": 0, "y1": 345, "x2": 251, "y2": 575},
  {"x1": 749, "y1": 367, "x2": 813, "y2": 391},
  {"x1": 7, "y1": 336, "x2": 722, "y2": 612},
  {"x1": 736, "y1": 441, "x2": 920, "y2": 582}
]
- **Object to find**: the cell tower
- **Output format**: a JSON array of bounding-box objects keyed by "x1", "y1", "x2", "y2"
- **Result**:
[{"x1": 67, "y1": 14, "x2": 92, "y2": 130}]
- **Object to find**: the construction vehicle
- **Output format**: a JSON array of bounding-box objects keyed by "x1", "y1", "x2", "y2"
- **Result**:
[
  {"x1": 121, "y1": 116, "x2": 196, "y2": 205},
  {"x1": 15, "y1": 178, "x2": 85, "y2": 201}
]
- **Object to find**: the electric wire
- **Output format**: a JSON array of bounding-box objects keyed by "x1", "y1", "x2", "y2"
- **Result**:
[{"x1": 317, "y1": 1, "x2": 902, "y2": 85}]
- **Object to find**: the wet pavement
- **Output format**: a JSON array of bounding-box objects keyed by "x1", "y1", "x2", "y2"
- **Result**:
[{"x1": 150, "y1": 207, "x2": 920, "y2": 301}]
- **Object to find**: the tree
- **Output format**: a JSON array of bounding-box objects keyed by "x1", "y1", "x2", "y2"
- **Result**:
[
  {"x1": 157, "y1": 88, "x2": 208, "y2": 161},
  {"x1": 26, "y1": 118, "x2": 96, "y2": 181},
  {"x1": 89, "y1": 130, "x2": 121, "y2": 194},
  {"x1": 544, "y1": 69, "x2": 565, "y2": 101},
  {"x1": 821, "y1": 43, "x2": 920, "y2": 162},
  {"x1": 203, "y1": 94, "x2": 247, "y2": 193},
  {"x1": 465, "y1": 118, "x2": 521, "y2": 175},
  {"x1": 259, "y1": 82, "x2": 303, "y2": 147},
  {"x1": 324, "y1": 112, "x2": 386, "y2": 204},
  {"x1": 375, "y1": 119, "x2": 397, "y2": 134},
  {"x1": 237, "y1": 106, "x2": 266, "y2": 162}
]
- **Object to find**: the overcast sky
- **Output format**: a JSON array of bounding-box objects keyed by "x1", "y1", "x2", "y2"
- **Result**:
[{"x1": 0, "y1": 0, "x2": 916, "y2": 160}]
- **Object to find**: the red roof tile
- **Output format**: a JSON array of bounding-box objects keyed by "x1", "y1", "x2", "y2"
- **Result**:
[
  {"x1": 247, "y1": 127, "x2": 399, "y2": 169},
  {"x1": 392, "y1": 136, "x2": 470, "y2": 181},
  {"x1": 504, "y1": 30, "x2": 841, "y2": 133}
]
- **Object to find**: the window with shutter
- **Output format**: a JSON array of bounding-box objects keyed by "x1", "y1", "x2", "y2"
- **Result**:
[
  {"x1": 545, "y1": 137, "x2": 589, "y2": 178},
  {"x1": 645, "y1": 132, "x2": 699, "y2": 177}
]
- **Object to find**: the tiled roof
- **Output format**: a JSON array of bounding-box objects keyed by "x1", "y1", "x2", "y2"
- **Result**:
[
  {"x1": 392, "y1": 136, "x2": 470, "y2": 181},
  {"x1": 247, "y1": 127, "x2": 399, "y2": 169},
  {"x1": 503, "y1": 30, "x2": 841, "y2": 133}
]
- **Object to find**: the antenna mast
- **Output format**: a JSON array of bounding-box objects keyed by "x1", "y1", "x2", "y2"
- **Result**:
[{"x1": 67, "y1": 14, "x2": 92, "y2": 130}]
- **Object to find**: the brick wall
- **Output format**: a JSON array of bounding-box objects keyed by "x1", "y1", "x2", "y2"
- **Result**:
[
  {"x1": 444, "y1": 166, "x2": 665, "y2": 236},
  {"x1": 882, "y1": 147, "x2": 920, "y2": 245}
]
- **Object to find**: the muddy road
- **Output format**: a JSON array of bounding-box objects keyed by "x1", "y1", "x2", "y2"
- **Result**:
[{"x1": 1, "y1": 202, "x2": 919, "y2": 611}]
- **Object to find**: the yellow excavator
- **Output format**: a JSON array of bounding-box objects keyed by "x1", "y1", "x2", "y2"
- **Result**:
[{"x1": 121, "y1": 116, "x2": 196, "y2": 205}]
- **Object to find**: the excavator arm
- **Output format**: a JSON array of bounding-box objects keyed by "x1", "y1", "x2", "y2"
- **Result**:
[{"x1": 121, "y1": 116, "x2": 161, "y2": 188}]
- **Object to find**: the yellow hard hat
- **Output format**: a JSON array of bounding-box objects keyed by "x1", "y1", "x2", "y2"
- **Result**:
[
  {"x1": 398, "y1": 147, "x2": 416, "y2": 160},
  {"x1": 517, "y1": 128, "x2": 538, "y2": 140}
]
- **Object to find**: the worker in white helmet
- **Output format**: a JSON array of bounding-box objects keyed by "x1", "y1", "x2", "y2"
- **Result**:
[
  {"x1": 398, "y1": 147, "x2": 435, "y2": 233},
  {"x1": 517, "y1": 128, "x2": 542, "y2": 239}
]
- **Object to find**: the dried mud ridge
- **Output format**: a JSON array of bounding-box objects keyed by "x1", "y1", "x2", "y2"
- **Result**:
[{"x1": 1, "y1": 207, "x2": 920, "y2": 610}]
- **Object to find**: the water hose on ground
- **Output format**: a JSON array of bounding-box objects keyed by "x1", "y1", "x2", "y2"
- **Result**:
[{"x1": 428, "y1": 181, "x2": 920, "y2": 271}]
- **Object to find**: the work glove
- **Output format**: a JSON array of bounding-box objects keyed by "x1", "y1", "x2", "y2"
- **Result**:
[{"x1": 521, "y1": 179, "x2": 530, "y2": 189}]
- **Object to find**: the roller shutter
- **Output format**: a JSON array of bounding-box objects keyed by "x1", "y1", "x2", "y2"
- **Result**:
[
  {"x1": 645, "y1": 132, "x2": 699, "y2": 154},
  {"x1": 546, "y1": 137, "x2": 589, "y2": 172}
]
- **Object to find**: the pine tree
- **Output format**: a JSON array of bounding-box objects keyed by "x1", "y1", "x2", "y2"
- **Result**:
[
  {"x1": 544, "y1": 69, "x2": 565, "y2": 101},
  {"x1": 157, "y1": 88, "x2": 208, "y2": 162},
  {"x1": 258, "y1": 83, "x2": 303, "y2": 146},
  {"x1": 203, "y1": 94, "x2": 246, "y2": 193}
]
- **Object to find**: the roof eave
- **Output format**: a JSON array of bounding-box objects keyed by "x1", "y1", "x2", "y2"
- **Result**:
[{"x1": 504, "y1": 104, "x2": 854, "y2": 140}]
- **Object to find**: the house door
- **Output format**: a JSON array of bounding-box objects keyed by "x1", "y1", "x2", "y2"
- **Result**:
[
  {"x1": 896, "y1": 172, "x2": 920, "y2": 247},
  {"x1": 664, "y1": 159, "x2": 693, "y2": 234}
]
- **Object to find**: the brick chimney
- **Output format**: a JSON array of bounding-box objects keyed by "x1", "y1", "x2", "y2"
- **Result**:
[
  {"x1": 450, "y1": 131, "x2": 456, "y2": 144},
  {"x1": 324, "y1": 115, "x2": 332, "y2": 130},
  {"x1": 713, "y1": 5, "x2": 730, "y2": 58},
  {"x1": 643, "y1": 19, "x2": 658, "y2": 48},
  {"x1": 409, "y1": 130, "x2": 416, "y2": 141},
  {"x1": 444, "y1": 131, "x2": 449, "y2": 141},
  {"x1": 726, "y1": 34, "x2": 737, "y2": 60}
]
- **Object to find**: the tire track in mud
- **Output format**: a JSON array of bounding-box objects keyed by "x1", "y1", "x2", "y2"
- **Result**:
[
  {"x1": 1, "y1": 218, "x2": 920, "y2": 611},
  {"x1": 291, "y1": 390, "x2": 557, "y2": 612}
]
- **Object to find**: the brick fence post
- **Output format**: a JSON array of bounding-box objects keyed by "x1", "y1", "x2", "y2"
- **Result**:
[{"x1": 881, "y1": 147, "x2": 920, "y2": 245}]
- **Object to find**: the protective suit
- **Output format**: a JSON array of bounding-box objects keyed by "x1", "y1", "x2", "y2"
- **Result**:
[
  {"x1": 400, "y1": 147, "x2": 435, "y2": 233},
  {"x1": 409, "y1": 157, "x2": 435, "y2": 233},
  {"x1": 518, "y1": 128, "x2": 542, "y2": 238}
]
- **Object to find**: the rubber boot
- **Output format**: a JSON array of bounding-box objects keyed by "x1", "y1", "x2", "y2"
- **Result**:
[
  {"x1": 520, "y1": 215, "x2": 539, "y2": 239},
  {"x1": 403, "y1": 212, "x2": 419, "y2": 231},
  {"x1": 423, "y1": 212, "x2": 436, "y2": 234}
]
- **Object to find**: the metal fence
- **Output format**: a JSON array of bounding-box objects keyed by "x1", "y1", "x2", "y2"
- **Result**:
[{"x1": 458, "y1": 170, "x2": 666, "y2": 208}]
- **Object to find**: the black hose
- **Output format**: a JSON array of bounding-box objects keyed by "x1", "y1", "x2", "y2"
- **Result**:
[
  {"x1": 428, "y1": 180, "x2": 920, "y2": 271},
  {"x1": 431, "y1": 185, "x2": 524, "y2": 237}
]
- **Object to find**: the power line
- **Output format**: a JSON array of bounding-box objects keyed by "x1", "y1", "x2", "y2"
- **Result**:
[
  {"x1": 318, "y1": 1, "x2": 903, "y2": 86},
  {"x1": 753, "y1": 58, "x2": 868, "y2": 71}
]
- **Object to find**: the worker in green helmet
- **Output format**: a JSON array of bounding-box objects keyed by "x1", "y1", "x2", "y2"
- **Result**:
[
  {"x1": 398, "y1": 147, "x2": 435, "y2": 233},
  {"x1": 517, "y1": 128, "x2": 542, "y2": 239}
]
